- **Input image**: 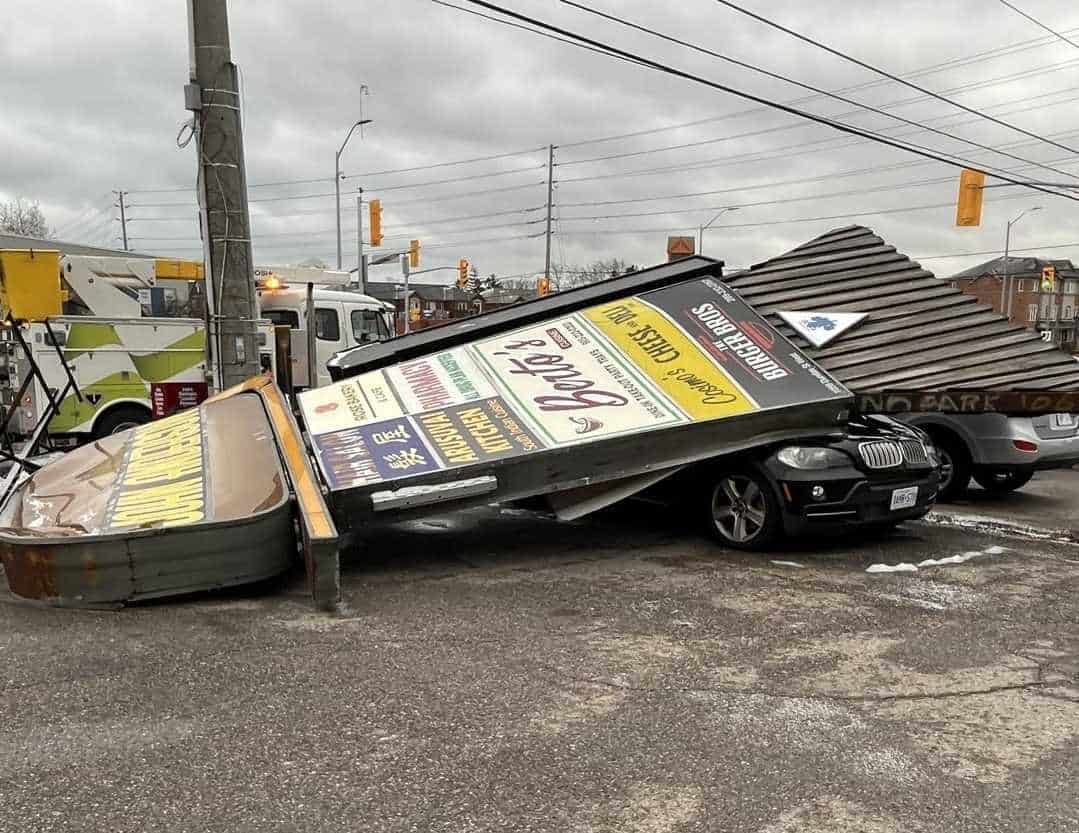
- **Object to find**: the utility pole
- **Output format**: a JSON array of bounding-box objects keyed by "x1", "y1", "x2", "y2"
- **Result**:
[
  {"x1": 335, "y1": 119, "x2": 371, "y2": 269},
  {"x1": 1001, "y1": 206, "x2": 1042, "y2": 320},
  {"x1": 544, "y1": 144, "x2": 556, "y2": 282},
  {"x1": 186, "y1": 0, "x2": 260, "y2": 388},
  {"x1": 114, "y1": 190, "x2": 129, "y2": 251},
  {"x1": 356, "y1": 191, "x2": 367, "y2": 293},
  {"x1": 697, "y1": 206, "x2": 738, "y2": 256}
]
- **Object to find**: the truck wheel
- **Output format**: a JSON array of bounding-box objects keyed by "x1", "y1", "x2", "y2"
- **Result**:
[
  {"x1": 93, "y1": 406, "x2": 151, "y2": 438},
  {"x1": 703, "y1": 468, "x2": 782, "y2": 551},
  {"x1": 973, "y1": 469, "x2": 1034, "y2": 494},
  {"x1": 931, "y1": 432, "x2": 971, "y2": 501}
]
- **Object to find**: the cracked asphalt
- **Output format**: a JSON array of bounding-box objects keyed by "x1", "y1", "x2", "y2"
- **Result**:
[{"x1": 1, "y1": 497, "x2": 1078, "y2": 832}]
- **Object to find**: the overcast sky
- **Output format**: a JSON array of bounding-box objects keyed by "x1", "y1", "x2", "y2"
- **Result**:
[{"x1": 2, "y1": 0, "x2": 1077, "y2": 285}]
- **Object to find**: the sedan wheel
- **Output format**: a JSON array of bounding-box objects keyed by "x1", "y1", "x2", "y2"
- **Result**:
[
  {"x1": 937, "y1": 447, "x2": 955, "y2": 494},
  {"x1": 706, "y1": 470, "x2": 780, "y2": 550}
]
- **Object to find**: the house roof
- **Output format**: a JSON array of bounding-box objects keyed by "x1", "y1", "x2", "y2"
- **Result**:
[
  {"x1": 724, "y1": 226, "x2": 1079, "y2": 403},
  {"x1": 950, "y1": 255, "x2": 1078, "y2": 280},
  {"x1": 364, "y1": 281, "x2": 473, "y2": 303},
  {"x1": 481, "y1": 288, "x2": 539, "y2": 304}
]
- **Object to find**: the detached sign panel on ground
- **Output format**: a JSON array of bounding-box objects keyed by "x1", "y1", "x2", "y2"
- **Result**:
[
  {"x1": 0, "y1": 393, "x2": 294, "y2": 604},
  {"x1": 300, "y1": 277, "x2": 849, "y2": 493}
]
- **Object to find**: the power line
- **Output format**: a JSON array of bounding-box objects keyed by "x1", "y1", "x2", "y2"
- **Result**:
[
  {"x1": 557, "y1": 121, "x2": 1079, "y2": 188},
  {"x1": 129, "y1": 216, "x2": 546, "y2": 245},
  {"x1": 559, "y1": 144, "x2": 1079, "y2": 210},
  {"x1": 554, "y1": 189, "x2": 1051, "y2": 234},
  {"x1": 710, "y1": 0, "x2": 1079, "y2": 156},
  {"x1": 429, "y1": 0, "x2": 652, "y2": 69},
  {"x1": 995, "y1": 0, "x2": 1079, "y2": 52},
  {"x1": 558, "y1": 25, "x2": 1079, "y2": 149},
  {"x1": 128, "y1": 178, "x2": 548, "y2": 210},
  {"x1": 914, "y1": 241, "x2": 1079, "y2": 261},
  {"x1": 447, "y1": 1, "x2": 1079, "y2": 204},
  {"x1": 127, "y1": 151, "x2": 549, "y2": 196},
  {"x1": 556, "y1": 70, "x2": 1079, "y2": 171},
  {"x1": 350, "y1": 163, "x2": 545, "y2": 192},
  {"x1": 552, "y1": 0, "x2": 1079, "y2": 183}
]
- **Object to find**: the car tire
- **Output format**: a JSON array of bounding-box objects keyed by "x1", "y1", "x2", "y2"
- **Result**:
[
  {"x1": 93, "y1": 405, "x2": 151, "y2": 439},
  {"x1": 703, "y1": 466, "x2": 783, "y2": 551},
  {"x1": 930, "y1": 432, "x2": 971, "y2": 501},
  {"x1": 972, "y1": 469, "x2": 1034, "y2": 494}
]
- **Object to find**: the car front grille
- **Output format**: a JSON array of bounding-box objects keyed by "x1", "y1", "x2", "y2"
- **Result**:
[
  {"x1": 859, "y1": 440, "x2": 903, "y2": 469},
  {"x1": 900, "y1": 440, "x2": 929, "y2": 466}
]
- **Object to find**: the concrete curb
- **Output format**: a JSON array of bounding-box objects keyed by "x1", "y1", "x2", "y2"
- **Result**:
[{"x1": 923, "y1": 510, "x2": 1079, "y2": 546}]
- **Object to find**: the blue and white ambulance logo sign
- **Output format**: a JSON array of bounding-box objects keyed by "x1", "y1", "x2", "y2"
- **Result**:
[{"x1": 776, "y1": 310, "x2": 867, "y2": 348}]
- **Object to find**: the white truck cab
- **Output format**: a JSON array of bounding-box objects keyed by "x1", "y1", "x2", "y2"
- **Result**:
[{"x1": 257, "y1": 283, "x2": 391, "y2": 389}]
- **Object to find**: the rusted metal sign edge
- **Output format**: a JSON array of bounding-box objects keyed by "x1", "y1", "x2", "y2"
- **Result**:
[
  {"x1": 236, "y1": 377, "x2": 341, "y2": 610},
  {"x1": 0, "y1": 477, "x2": 294, "y2": 608}
]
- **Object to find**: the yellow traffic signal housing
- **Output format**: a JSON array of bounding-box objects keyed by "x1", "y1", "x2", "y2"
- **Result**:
[
  {"x1": 369, "y1": 199, "x2": 383, "y2": 246},
  {"x1": 457, "y1": 259, "x2": 470, "y2": 289},
  {"x1": 955, "y1": 169, "x2": 985, "y2": 227},
  {"x1": 536, "y1": 276, "x2": 551, "y2": 296},
  {"x1": 409, "y1": 239, "x2": 421, "y2": 269},
  {"x1": 1042, "y1": 264, "x2": 1057, "y2": 292}
]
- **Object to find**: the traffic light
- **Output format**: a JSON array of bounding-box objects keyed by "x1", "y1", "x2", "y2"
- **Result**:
[
  {"x1": 1042, "y1": 264, "x2": 1057, "y2": 292},
  {"x1": 457, "y1": 258, "x2": 469, "y2": 289},
  {"x1": 537, "y1": 276, "x2": 551, "y2": 296},
  {"x1": 955, "y1": 169, "x2": 985, "y2": 227},
  {"x1": 409, "y1": 239, "x2": 421, "y2": 269},
  {"x1": 369, "y1": 199, "x2": 383, "y2": 246}
]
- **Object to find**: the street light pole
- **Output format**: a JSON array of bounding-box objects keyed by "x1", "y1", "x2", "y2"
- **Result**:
[
  {"x1": 1001, "y1": 206, "x2": 1042, "y2": 319},
  {"x1": 698, "y1": 206, "x2": 738, "y2": 255},
  {"x1": 335, "y1": 118, "x2": 372, "y2": 269}
]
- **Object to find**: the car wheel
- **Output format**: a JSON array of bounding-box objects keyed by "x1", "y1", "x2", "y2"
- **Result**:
[
  {"x1": 93, "y1": 405, "x2": 151, "y2": 439},
  {"x1": 972, "y1": 469, "x2": 1034, "y2": 494},
  {"x1": 930, "y1": 433, "x2": 971, "y2": 501},
  {"x1": 704, "y1": 468, "x2": 782, "y2": 551}
]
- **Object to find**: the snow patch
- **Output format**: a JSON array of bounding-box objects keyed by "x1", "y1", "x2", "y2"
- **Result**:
[
  {"x1": 770, "y1": 560, "x2": 805, "y2": 569},
  {"x1": 866, "y1": 562, "x2": 918, "y2": 574}
]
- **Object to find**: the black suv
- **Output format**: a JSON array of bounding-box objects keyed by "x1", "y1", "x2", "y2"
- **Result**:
[{"x1": 669, "y1": 415, "x2": 941, "y2": 550}]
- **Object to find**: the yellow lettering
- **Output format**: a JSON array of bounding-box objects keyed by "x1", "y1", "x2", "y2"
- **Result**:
[{"x1": 110, "y1": 477, "x2": 205, "y2": 527}]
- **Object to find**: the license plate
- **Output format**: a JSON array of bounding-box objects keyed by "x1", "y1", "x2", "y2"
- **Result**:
[
  {"x1": 1051, "y1": 413, "x2": 1076, "y2": 429},
  {"x1": 890, "y1": 486, "x2": 919, "y2": 511}
]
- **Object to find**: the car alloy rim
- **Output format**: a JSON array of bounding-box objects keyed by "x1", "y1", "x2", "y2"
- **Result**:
[
  {"x1": 111, "y1": 420, "x2": 141, "y2": 434},
  {"x1": 938, "y1": 448, "x2": 954, "y2": 490},
  {"x1": 712, "y1": 475, "x2": 767, "y2": 543}
]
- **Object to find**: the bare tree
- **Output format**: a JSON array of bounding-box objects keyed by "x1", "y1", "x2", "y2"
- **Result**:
[
  {"x1": 554, "y1": 258, "x2": 637, "y2": 289},
  {"x1": 0, "y1": 198, "x2": 50, "y2": 237},
  {"x1": 296, "y1": 256, "x2": 329, "y2": 269}
]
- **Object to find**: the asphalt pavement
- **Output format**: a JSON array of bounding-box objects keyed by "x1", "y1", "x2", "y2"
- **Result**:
[
  {"x1": 934, "y1": 466, "x2": 1079, "y2": 539},
  {"x1": 1, "y1": 499, "x2": 1078, "y2": 832}
]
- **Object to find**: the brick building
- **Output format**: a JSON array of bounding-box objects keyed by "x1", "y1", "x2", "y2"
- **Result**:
[{"x1": 949, "y1": 256, "x2": 1079, "y2": 353}]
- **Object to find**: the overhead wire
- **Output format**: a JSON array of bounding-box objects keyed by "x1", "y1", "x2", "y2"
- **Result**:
[
  {"x1": 994, "y1": 0, "x2": 1079, "y2": 52},
  {"x1": 445, "y1": 0, "x2": 1079, "y2": 204},
  {"x1": 558, "y1": 24, "x2": 1079, "y2": 149},
  {"x1": 710, "y1": 0, "x2": 1079, "y2": 155},
  {"x1": 554, "y1": 188, "x2": 1057, "y2": 235},
  {"x1": 552, "y1": 0, "x2": 1079, "y2": 182},
  {"x1": 556, "y1": 72, "x2": 1079, "y2": 171}
]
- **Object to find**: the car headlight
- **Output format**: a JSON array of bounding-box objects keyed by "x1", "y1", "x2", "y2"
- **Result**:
[
  {"x1": 926, "y1": 443, "x2": 941, "y2": 467},
  {"x1": 776, "y1": 446, "x2": 851, "y2": 470}
]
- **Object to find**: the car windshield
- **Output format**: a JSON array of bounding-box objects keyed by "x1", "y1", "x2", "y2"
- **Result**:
[{"x1": 351, "y1": 308, "x2": 388, "y2": 343}]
